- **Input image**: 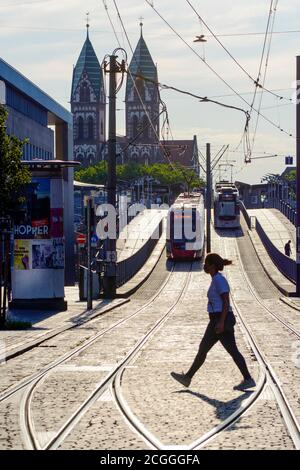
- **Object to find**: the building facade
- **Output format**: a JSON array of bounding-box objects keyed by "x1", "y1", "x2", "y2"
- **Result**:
[
  {"x1": 124, "y1": 25, "x2": 160, "y2": 164},
  {"x1": 0, "y1": 57, "x2": 75, "y2": 286},
  {"x1": 70, "y1": 24, "x2": 199, "y2": 174},
  {"x1": 70, "y1": 26, "x2": 106, "y2": 166}
]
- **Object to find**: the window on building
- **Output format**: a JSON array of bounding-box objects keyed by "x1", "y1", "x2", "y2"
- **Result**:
[
  {"x1": 142, "y1": 115, "x2": 149, "y2": 139},
  {"x1": 132, "y1": 115, "x2": 138, "y2": 138},
  {"x1": 134, "y1": 77, "x2": 145, "y2": 100},
  {"x1": 78, "y1": 116, "x2": 84, "y2": 139},
  {"x1": 101, "y1": 119, "x2": 104, "y2": 135},
  {"x1": 80, "y1": 82, "x2": 90, "y2": 102},
  {"x1": 88, "y1": 116, "x2": 94, "y2": 140},
  {"x1": 77, "y1": 154, "x2": 84, "y2": 163}
]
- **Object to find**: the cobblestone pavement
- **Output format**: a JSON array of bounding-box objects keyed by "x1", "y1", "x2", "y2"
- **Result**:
[
  {"x1": 212, "y1": 226, "x2": 300, "y2": 440},
  {"x1": 0, "y1": 228, "x2": 298, "y2": 450}
]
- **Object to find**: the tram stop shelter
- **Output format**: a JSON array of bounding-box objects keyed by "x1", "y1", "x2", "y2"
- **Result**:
[{"x1": 10, "y1": 160, "x2": 80, "y2": 311}]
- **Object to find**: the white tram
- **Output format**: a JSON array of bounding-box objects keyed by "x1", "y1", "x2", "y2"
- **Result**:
[{"x1": 214, "y1": 181, "x2": 240, "y2": 229}]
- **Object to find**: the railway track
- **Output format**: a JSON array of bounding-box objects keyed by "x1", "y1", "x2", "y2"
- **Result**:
[
  {"x1": 0, "y1": 259, "x2": 173, "y2": 405},
  {"x1": 111, "y1": 231, "x2": 300, "y2": 450},
  {"x1": 212, "y1": 233, "x2": 300, "y2": 449},
  {"x1": 19, "y1": 262, "x2": 193, "y2": 450},
  {"x1": 93, "y1": 232, "x2": 299, "y2": 450}
]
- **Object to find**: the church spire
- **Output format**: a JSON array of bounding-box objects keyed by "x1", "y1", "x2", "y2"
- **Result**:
[
  {"x1": 86, "y1": 12, "x2": 90, "y2": 39},
  {"x1": 139, "y1": 16, "x2": 143, "y2": 37}
]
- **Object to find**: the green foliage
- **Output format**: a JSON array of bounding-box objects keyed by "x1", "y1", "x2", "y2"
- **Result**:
[
  {"x1": 0, "y1": 105, "x2": 31, "y2": 216},
  {"x1": 75, "y1": 161, "x2": 108, "y2": 184},
  {"x1": 75, "y1": 160, "x2": 205, "y2": 191}
]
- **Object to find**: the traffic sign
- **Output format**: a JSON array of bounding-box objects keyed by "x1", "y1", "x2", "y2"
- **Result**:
[{"x1": 76, "y1": 233, "x2": 86, "y2": 244}]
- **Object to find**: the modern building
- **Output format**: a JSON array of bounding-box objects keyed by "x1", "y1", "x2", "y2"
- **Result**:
[
  {"x1": 0, "y1": 57, "x2": 75, "y2": 286},
  {"x1": 235, "y1": 181, "x2": 269, "y2": 208}
]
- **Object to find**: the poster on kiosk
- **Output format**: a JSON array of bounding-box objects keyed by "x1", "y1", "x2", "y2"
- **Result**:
[{"x1": 11, "y1": 175, "x2": 66, "y2": 310}]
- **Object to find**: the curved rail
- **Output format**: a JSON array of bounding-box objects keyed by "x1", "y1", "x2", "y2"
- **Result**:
[{"x1": 21, "y1": 262, "x2": 193, "y2": 450}]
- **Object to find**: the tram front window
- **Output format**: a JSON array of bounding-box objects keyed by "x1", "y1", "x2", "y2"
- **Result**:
[{"x1": 219, "y1": 201, "x2": 235, "y2": 218}]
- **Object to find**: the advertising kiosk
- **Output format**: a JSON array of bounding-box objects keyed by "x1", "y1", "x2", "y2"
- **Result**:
[{"x1": 10, "y1": 160, "x2": 79, "y2": 311}]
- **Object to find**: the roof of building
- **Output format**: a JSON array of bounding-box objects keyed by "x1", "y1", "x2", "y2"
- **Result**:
[
  {"x1": 160, "y1": 138, "x2": 197, "y2": 167},
  {"x1": 126, "y1": 31, "x2": 157, "y2": 98},
  {"x1": 71, "y1": 31, "x2": 103, "y2": 99},
  {"x1": 74, "y1": 180, "x2": 105, "y2": 189},
  {"x1": 0, "y1": 57, "x2": 72, "y2": 125}
]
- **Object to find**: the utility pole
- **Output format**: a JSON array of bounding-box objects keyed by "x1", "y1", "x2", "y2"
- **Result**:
[
  {"x1": 87, "y1": 197, "x2": 93, "y2": 310},
  {"x1": 206, "y1": 143, "x2": 211, "y2": 253},
  {"x1": 296, "y1": 56, "x2": 300, "y2": 295},
  {"x1": 103, "y1": 50, "x2": 126, "y2": 298},
  {"x1": 104, "y1": 53, "x2": 117, "y2": 299}
]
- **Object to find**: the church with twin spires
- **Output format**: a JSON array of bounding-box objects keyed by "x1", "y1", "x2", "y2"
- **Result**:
[{"x1": 70, "y1": 22, "x2": 199, "y2": 173}]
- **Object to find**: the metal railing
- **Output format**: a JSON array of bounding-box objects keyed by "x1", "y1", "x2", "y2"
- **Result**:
[
  {"x1": 280, "y1": 200, "x2": 297, "y2": 226},
  {"x1": 79, "y1": 218, "x2": 163, "y2": 298},
  {"x1": 116, "y1": 219, "x2": 163, "y2": 287},
  {"x1": 254, "y1": 217, "x2": 296, "y2": 284}
]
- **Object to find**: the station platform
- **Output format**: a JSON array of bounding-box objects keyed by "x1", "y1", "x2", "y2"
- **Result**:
[
  {"x1": 245, "y1": 209, "x2": 295, "y2": 296},
  {"x1": 248, "y1": 208, "x2": 296, "y2": 260}
]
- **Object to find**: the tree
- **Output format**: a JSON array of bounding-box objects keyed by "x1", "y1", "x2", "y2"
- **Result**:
[
  {"x1": 75, "y1": 161, "x2": 108, "y2": 184},
  {"x1": 0, "y1": 104, "x2": 31, "y2": 327},
  {"x1": 0, "y1": 105, "x2": 31, "y2": 216}
]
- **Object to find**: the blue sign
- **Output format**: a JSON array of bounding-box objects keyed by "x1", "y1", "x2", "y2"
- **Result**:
[{"x1": 285, "y1": 156, "x2": 293, "y2": 165}]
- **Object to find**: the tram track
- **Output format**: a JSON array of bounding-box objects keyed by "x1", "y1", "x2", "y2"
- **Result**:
[
  {"x1": 19, "y1": 262, "x2": 193, "y2": 450},
  {"x1": 211, "y1": 233, "x2": 300, "y2": 449},
  {"x1": 105, "y1": 256, "x2": 267, "y2": 451},
  {"x1": 0, "y1": 258, "x2": 173, "y2": 405}
]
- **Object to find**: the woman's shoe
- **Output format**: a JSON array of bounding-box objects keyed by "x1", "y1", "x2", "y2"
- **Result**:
[
  {"x1": 233, "y1": 377, "x2": 256, "y2": 391},
  {"x1": 171, "y1": 371, "x2": 191, "y2": 387}
]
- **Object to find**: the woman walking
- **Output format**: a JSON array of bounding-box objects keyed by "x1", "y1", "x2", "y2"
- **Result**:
[{"x1": 171, "y1": 253, "x2": 255, "y2": 391}]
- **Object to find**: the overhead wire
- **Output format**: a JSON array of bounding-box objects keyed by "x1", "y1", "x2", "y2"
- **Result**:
[
  {"x1": 250, "y1": 0, "x2": 279, "y2": 154},
  {"x1": 110, "y1": 0, "x2": 205, "y2": 187},
  {"x1": 104, "y1": 0, "x2": 188, "y2": 181},
  {"x1": 185, "y1": 0, "x2": 289, "y2": 102},
  {"x1": 144, "y1": 0, "x2": 295, "y2": 142}
]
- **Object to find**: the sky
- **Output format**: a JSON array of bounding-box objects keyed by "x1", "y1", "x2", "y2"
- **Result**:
[{"x1": 0, "y1": 0, "x2": 299, "y2": 184}]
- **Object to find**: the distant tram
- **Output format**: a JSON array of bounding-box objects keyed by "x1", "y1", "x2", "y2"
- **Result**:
[
  {"x1": 214, "y1": 181, "x2": 240, "y2": 229},
  {"x1": 166, "y1": 192, "x2": 205, "y2": 260}
]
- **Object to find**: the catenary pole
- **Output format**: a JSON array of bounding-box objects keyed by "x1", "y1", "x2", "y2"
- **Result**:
[
  {"x1": 206, "y1": 143, "x2": 211, "y2": 253},
  {"x1": 296, "y1": 56, "x2": 300, "y2": 295}
]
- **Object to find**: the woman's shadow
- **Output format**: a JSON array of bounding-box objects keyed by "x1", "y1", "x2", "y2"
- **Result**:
[{"x1": 174, "y1": 388, "x2": 253, "y2": 429}]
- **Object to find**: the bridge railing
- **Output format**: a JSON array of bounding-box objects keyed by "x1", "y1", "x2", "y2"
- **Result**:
[
  {"x1": 79, "y1": 218, "x2": 164, "y2": 299},
  {"x1": 116, "y1": 219, "x2": 163, "y2": 287},
  {"x1": 279, "y1": 200, "x2": 297, "y2": 226},
  {"x1": 253, "y1": 217, "x2": 296, "y2": 283}
]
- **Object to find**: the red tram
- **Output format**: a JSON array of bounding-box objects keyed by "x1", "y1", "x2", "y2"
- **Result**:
[{"x1": 166, "y1": 192, "x2": 205, "y2": 260}]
